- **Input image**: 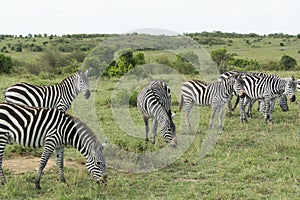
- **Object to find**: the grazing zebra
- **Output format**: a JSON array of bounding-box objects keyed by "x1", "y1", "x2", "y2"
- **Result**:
[
  {"x1": 238, "y1": 74, "x2": 296, "y2": 123},
  {"x1": 4, "y1": 69, "x2": 90, "y2": 113},
  {"x1": 137, "y1": 80, "x2": 177, "y2": 146},
  {"x1": 179, "y1": 76, "x2": 245, "y2": 129},
  {"x1": 0, "y1": 103, "x2": 107, "y2": 189}
]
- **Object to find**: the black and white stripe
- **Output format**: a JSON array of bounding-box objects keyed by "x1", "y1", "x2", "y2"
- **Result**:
[
  {"x1": 179, "y1": 76, "x2": 244, "y2": 129},
  {"x1": 0, "y1": 103, "x2": 106, "y2": 189},
  {"x1": 4, "y1": 69, "x2": 90, "y2": 112},
  {"x1": 137, "y1": 80, "x2": 177, "y2": 146},
  {"x1": 238, "y1": 74, "x2": 296, "y2": 122}
]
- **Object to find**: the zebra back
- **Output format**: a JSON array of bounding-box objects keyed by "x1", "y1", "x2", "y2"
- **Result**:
[
  {"x1": 0, "y1": 102, "x2": 106, "y2": 186},
  {"x1": 4, "y1": 69, "x2": 90, "y2": 112},
  {"x1": 181, "y1": 77, "x2": 241, "y2": 106}
]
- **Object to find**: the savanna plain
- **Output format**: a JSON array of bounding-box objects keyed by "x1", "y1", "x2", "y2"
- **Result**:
[{"x1": 0, "y1": 33, "x2": 300, "y2": 199}]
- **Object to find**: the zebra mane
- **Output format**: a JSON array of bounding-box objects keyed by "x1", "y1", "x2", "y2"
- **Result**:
[{"x1": 60, "y1": 73, "x2": 77, "y2": 85}]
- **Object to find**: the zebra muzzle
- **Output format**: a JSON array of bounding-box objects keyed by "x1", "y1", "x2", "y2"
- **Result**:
[
  {"x1": 84, "y1": 90, "x2": 91, "y2": 99},
  {"x1": 290, "y1": 95, "x2": 296, "y2": 102}
]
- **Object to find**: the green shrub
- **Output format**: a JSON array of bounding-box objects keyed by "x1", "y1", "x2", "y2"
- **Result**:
[{"x1": 0, "y1": 53, "x2": 13, "y2": 73}]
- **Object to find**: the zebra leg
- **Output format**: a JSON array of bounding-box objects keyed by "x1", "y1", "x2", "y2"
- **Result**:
[
  {"x1": 263, "y1": 98, "x2": 272, "y2": 123},
  {"x1": 270, "y1": 98, "x2": 276, "y2": 113},
  {"x1": 218, "y1": 104, "x2": 225, "y2": 130},
  {"x1": 143, "y1": 116, "x2": 150, "y2": 142},
  {"x1": 209, "y1": 104, "x2": 218, "y2": 129},
  {"x1": 247, "y1": 99, "x2": 256, "y2": 118},
  {"x1": 184, "y1": 102, "x2": 193, "y2": 128},
  {"x1": 0, "y1": 134, "x2": 8, "y2": 185},
  {"x1": 240, "y1": 97, "x2": 247, "y2": 122},
  {"x1": 35, "y1": 142, "x2": 55, "y2": 190},
  {"x1": 152, "y1": 119, "x2": 158, "y2": 144},
  {"x1": 55, "y1": 147, "x2": 66, "y2": 183},
  {"x1": 227, "y1": 95, "x2": 233, "y2": 111}
]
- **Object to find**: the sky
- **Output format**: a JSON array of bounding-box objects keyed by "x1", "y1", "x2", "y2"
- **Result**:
[{"x1": 1, "y1": 0, "x2": 299, "y2": 36}]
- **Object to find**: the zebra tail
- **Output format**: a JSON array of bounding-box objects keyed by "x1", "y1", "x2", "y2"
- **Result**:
[
  {"x1": 179, "y1": 94, "x2": 183, "y2": 112},
  {"x1": 231, "y1": 96, "x2": 240, "y2": 111}
]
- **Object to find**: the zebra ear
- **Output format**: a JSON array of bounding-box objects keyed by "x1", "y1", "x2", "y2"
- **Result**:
[
  {"x1": 77, "y1": 69, "x2": 83, "y2": 75},
  {"x1": 84, "y1": 69, "x2": 90, "y2": 76},
  {"x1": 101, "y1": 140, "x2": 108, "y2": 149},
  {"x1": 291, "y1": 76, "x2": 295, "y2": 81},
  {"x1": 171, "y1": 111, "x2": 176, "y2": 119}
]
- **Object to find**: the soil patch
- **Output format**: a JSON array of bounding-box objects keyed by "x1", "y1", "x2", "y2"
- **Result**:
[{"x1": 3, "y1": 155, "x2": 84, "y2": 174}]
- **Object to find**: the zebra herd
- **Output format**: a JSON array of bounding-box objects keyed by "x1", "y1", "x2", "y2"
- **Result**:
[
  {"x1": 0, "y1": 68, "x2": 298, "y2": 189},
  {"x1": 138, "y1": 70, "x2": 298, "y2": 147},
  {"x1": 0, "y1": 69, "x2": 107, "y2": 189}
]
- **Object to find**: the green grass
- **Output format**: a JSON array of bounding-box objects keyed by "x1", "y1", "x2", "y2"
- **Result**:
[
  {"x1": 204, "y1": 37, "x2": 300, "y2": 64},
  {"x1": 1, "y1": 71, "x2": 299, "y2": 199}
]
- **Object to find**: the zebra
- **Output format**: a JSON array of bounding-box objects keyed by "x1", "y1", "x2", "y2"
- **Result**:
[
  {"x1": 179, "y1": 76, "x2": 245, "y2": 130},
  {"x1": 137, "y1": 80, "x2": 177, "y2": 146},
  {"x1": 4, "y1": 69, "x2": 90, "y2": 113},
  {"x1": 0, "y1": 103, "x2": 107, "y2": 189},
  {"x1": 238, "y1": 74, "x2": 296, "y2": 123}
]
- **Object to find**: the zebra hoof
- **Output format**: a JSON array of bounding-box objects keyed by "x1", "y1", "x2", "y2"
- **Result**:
[
  {"x1": 145, "y1": 138, "x2": 149, "y2": 142},
  {"x1": 35, "y1": 184, "x2": 42, "y2": 190}
]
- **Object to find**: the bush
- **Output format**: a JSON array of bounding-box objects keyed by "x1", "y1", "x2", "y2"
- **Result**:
[
  {"x1": 228, "y1": 58, "x2": 260, "y2": 71},
  {"x1": 261, "y1": 60, "x2": 280, "y2": 71},
  {"x1": 0, "y1": 53, "x2": 13, "y2": 73},
  {"x1": 112, "y1": 89, "x2": 138, "y2": 107},
  {"x1": 279, "y1": 55, "x2": 297, "y2": 70}
]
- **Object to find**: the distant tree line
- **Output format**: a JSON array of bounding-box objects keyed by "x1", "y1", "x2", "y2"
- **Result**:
[{"x1": 186, "y1": 31, "x2": 298, "y2": 38}]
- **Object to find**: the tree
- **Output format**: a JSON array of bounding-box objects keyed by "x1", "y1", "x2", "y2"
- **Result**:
[
  {"x1": 0, "y1": 53, "x2": 13, "y2": 73},
  {"x1": 210, "y1": 48, "x2": 233, "y2": 73},
  {"x1": 279, "y1": 55, "x2": 297, "y2": 70},
  {"x1": 172, "y1": 51, "x2": 199, "y2": 75},
  {"x1": 134, "y1": 52, "x2": 145, "y2": 65},
  {"x1": 83, "y1": 56, "x2": 108, "y2": 77}
]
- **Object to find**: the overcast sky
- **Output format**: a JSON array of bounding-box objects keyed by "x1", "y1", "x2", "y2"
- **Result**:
[{"x1": 1, "y1": 0, "x2": 299, "y2": 35}]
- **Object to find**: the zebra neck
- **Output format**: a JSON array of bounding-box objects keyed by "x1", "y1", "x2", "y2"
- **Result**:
[
  {"x1": 155, "y1": 108, "x2": 171, "y2": 127},
  {"x1": 65, "y1": 118, "x2": 95, "y2": 157},
  {"x1": 59, "y1": 75, "x2": 79, "y2": 98}
]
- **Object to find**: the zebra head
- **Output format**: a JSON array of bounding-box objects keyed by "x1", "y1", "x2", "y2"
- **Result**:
[
  {"x1": 162, "y1": 112, "x2": 177, "y2": 147},
  {"x1": 278, "y1": 94, "x2": 288, "y2": 112},
  {"x1": 86, "y1": 142, "x2": 107, "y2": 184},
  {"x1": 76, "y1": 69, "x2": 91, "y2": 99},
  {"x1": 283, "y1": 77, "x2": 296, "y2": 102},
  {"x1": 230, "y1": 76, "x2": 246, "y2": 98}
]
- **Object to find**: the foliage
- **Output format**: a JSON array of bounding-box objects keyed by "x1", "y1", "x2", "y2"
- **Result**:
[
  {"x1": 106, "y1": 49, "x2": 145, "y2": 78},
  {"x1": 279, "y1": 55, "x2": 297, "y2": 70},
  {"x1": 260, "y1": 60, "x2": 281, "y2": 71},
  {"x1": 210, "y1": 48, "x2": 233, "y2": 73},
  {"x1": 228, "y1": 58, "x2": 260, "y2": 71},
  {"x1": 0, "y1": 53, "x2": 13, "y2": 74},
  {"x1": 172, "y1": 51, "x2": 199, "y2": 74}
]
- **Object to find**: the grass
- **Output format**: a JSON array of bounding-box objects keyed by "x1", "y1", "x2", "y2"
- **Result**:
[{"x1": 0, "y1": 70, "x2": 299, "y2": 199}]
